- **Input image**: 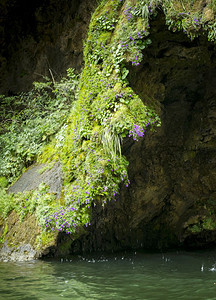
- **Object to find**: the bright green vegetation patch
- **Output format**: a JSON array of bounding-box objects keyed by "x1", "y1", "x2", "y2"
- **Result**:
[
  {"x1": 0, "y1": 184, "x2": 56, "y2": 225},
  {"x1": 35, "y1": 230, "x2": 57, "y2": 250},
  {"x1": 38, "y1": 0, "x2": 161, "y2": 235},
  {"x1": 189, "y1": 217, "x2": 216, "y2": 234},
  {"x1": 0, "y1": 177, "x2": 8, "y2": 188}
]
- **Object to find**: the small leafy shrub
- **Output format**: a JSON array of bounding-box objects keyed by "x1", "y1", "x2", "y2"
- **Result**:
[
  {"x1": 0, "y1": 189, "x2": 15, "y2": 219},
  {"x1": 0, "y1": 69, "x2": 79, "y2": 183}
]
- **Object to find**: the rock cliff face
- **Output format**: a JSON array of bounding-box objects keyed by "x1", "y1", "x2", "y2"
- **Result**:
[
  {"x1": 0, "y1": 0, "x2": 97, "y2": 94},
  {"x1": 1, "y1": 0, "x2": 216, "y2": 260},
  {"x1": 125, "y1": 15, "x2": 216, "y2": 249},
  {"x1": 66, "y1": 15, "x2": 216, "y2": 254}
]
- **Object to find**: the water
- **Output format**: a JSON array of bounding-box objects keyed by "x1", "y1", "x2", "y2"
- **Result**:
[{"x1": 1, "y1": 251, "x2": 216, "y2": 300}]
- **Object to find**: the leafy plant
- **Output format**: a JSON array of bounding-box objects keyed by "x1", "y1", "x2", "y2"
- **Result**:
[
  {"x1": 100, "y1": 127, "x2": 122, "y2": 160},
  {"x1": 0, "y1": 177, "x2": 8, "y2": 188},
  {"x1": 0, "y1": 69, "x2": 79, "y2": 183}
]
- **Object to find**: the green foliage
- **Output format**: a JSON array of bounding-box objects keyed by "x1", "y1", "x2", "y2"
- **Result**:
[
  {"x1": 189, "y1": 216, "x2": 216, "y2": 233},
  {"x1": 0, "y1": 69, "x2": 79, "y2": 183},
  {"x1": 0, "y1": 183, "x2": 91, "y2": 235},
  {"x1": 0, "y1": 189, "x2": 15, "y2": 219},
  {"x1": 0, "y1": 177, "x2": 8, "y2": 188},
  {"x1": 38, "y1": 0, "x2": 160, "y2": 235},
  {"x1": 96, "y1": 14, "x2": 118, "y2": 31},
  {"x1": 100, "y1": 128, "x2": 122, "y2": 160},
  {"x1": 160, "y1": 0, "x2": 216, "y2": 41},
  {"x1": 0, "y1": 184, "x2": 54, "y2": 221},
  {"x1": 35, "y1": 230, "x2": 56, "y2": 249}
]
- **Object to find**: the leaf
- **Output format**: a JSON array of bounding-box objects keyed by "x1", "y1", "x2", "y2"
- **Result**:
[{"x1": 121, "y1": 68, "x2": 129, "y2": 80}]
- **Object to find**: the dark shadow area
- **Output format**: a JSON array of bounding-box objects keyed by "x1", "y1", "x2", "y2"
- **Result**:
[
  {"x1": 0, "y1": 0, "x2": 97, "y2": 94},
  {"x1": 124, "y1": 13, "x2": 216, "y2": 249}
]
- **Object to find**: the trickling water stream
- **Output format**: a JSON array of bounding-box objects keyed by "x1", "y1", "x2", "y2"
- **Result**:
[{"x1": 1, "y1": 251, "x2": 216, "y2": 299}]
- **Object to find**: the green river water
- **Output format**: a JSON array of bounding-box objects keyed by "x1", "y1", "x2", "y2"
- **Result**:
[{"x1": 1, "y1": 251, "x2": 216, "y2": 300}]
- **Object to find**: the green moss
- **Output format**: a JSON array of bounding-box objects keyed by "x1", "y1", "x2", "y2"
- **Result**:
[
  {"x1": 0, "y1": 189, "x2": 15, "y2": 219},
  {"x1": 0, "y1": 184, "x2": 59, "y2": 232},
  {"x1": 37, "y1": 162, "x2": 56, "y2": 175},
  {"x1": 0, "y1": 223, "x2": 8, "y2": 245},
  {"x1": 188, "y1": 216, "x2": 216, "y2": 234},
  {"x1": 35, "y1": 231, "x2": 57, "y2": 249},
  {"x1": 41, "y1": 0, "x2": 216, "y2": 236},
  {"x1": 189, "y1": 224, "x2": 202, "y2": 234},
  {"x1": 202, "y1": 217, "x2": 216, "y2": 231}
]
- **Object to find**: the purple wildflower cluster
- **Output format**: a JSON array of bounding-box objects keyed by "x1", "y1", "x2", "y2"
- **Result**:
[
  {"x1": 121, "y1": 170, "x2": 130, "y2": 187},
  {"x1": 124, "y1": 6, "x2": 135, "y2": 21},
  {"x1": 129, "y1": 124, "x2": 145, "y2": 141},
  {"x1": 177, "y1": 12, "x2": 200, "y2": 26},
  {"x1": 129, "y1": 118, "x2": 156, "y2": 141},
  {"x1": 131, "y1": 51, "x2": 143, "y2": 66},
  {"x1": 115, "y1": 91, "x2": 123, "y2": 99},
  {"x1": 192, "y1": 17, "x2": 200, "y2": 26},
  {"x1": 125, "y1": 179, "x2": 130, "y2": 187},
  {"x1": 71, "y1": 184, "x2": 92, "y2": 205},
  {"x1": 120, "y1": 41, "x2": 129, "y2": 49},
  {"x1": 44, "y1": 206, "x2": 90, "y2": 234},
  {"x1": 42, "y1": 155, "x2": 130, "y2": 234},
  {"x1": 177, "y1": 12, "x2": 186, "y2": 17},
  {"x1": 148, "y1": 4, "x2": 153, "y2": 14},
  {"x1": 137, "y1": 30, "x2": 142, "y2": 39}
]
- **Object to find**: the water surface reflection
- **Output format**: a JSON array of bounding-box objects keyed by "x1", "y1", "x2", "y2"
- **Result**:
[{"x1": 1, "y1": 251, "x2": 216, "y2": 299}]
